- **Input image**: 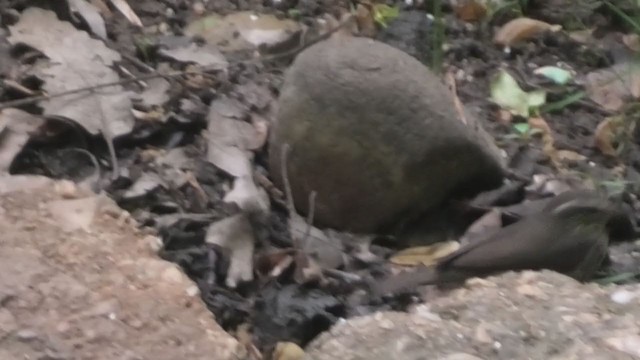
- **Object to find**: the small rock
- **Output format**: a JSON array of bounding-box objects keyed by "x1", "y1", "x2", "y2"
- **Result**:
[
  {"x1": 186, "y1": 285, "x2": 200, "y2": 297},
  {"x1": 161, "y1": 266, "x2": 185, "y2": 283},
  {"x1": 516, "y1": 284, "x2": 549, "y2": 300},
  {"x1": 610, "y1": 289, "x2": 636, "y2": 304},
  {"x1": 192, "y1": 2, "x2": 205, "y2": 15},
  {"x1": 56, "y1": 322, "x2": 71, "y2": 333},
  {"x1": 53, "y1": 180, "x2": 78, "y2": 199},
  {"x1": 270, "y1": 36, "x2": 505, "y2": 234},
  {"x1": 16, "y1": 328, "x2": 39, "y2": 342},
  {"x1": 145, "y1": 235, "x2": 163, "y2": 252},
  {"x1": 127, "y1": 318, "x2": 144, "y2": 329}
]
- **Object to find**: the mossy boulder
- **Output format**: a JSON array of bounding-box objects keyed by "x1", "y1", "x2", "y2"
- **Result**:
[{"x1": 269, "y1": 35, "x2": 505, "y2": 233}]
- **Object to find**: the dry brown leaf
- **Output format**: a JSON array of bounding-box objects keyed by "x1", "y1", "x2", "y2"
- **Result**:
[
  {"x1": 585, "y1": 64, "x2": 640, "y2": 111},
  {"x1": 273, "y1": 342, "x2": 305, "y2": 360},
  {"x1": 568, "y1": 28, "x2": 594, "y2": 44},
  {"x1": 594, "y1": 117, "x2": 617, "y2": 156},
  {"x1": 622, "y1": 33, "x2": 640, "y2": 52},
  {"x1": 454, "y1": 0, "x2": 487, "y2": 22},
  {"x1": 390, "y1": 241, "x2": 460, "y2": 267},
  {"x1": 528, "y1": 116, "x2": 560, "y2": 167},
  {"x1": 494, "y1": 17, "x2": 562, "y2": 46},
  {"x1": 355, "y1": 4, "x2": 376, "y2": 37},
  {"x1": 528, "y1": 116, "x2": 553, "y2": 137},
  {"x1": 556, "y1": 150, "x2": 587, "y2": 162}
]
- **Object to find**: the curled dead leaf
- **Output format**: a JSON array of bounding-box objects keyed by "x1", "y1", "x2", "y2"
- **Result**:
[
  {"x1": 594, "y1": 117, "x2": 617, "y2": 156},
  {"x1": 585, "y1": 63, "x2": 640, "y2": 112},
  {"x1": 390, "y1": 241, "x2": 460, "y2": 267},
  {"x1": 622, "y1": 33, "x2": 640, "y2": 52},
  {"x1": 556, "y1": 150, "x2": 587, "y2": 162},
  {"x1": 528, "y1": 116, "x2": 553, "y2": 137},
  {"x1": 453, "y1": 0, "x2": 487, "y2": 22},
  {"x1": 494, "y1": 17, "x2": 562, "y2": 46}
]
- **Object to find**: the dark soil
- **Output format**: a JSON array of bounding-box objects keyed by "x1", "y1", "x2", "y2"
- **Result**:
[{"x1": 2, "y1": 0, "x2": 640, "y2": 357}]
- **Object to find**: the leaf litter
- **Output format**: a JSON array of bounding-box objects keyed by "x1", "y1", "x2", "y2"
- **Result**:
[{"x1": 7, "y1": 8, "x2": 134, "y2": 139}]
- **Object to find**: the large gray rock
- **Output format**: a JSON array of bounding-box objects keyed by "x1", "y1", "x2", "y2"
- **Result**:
[
  {"x1": 306, "y1": 271, "x2": 640, "y2": 359},
  {"x1": 269, "y1": 35, "x2": 505, "y2": 233}
]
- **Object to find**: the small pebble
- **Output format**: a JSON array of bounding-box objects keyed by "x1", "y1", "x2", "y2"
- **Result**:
[
  {"x1": 161, "y1": 266, "x2": 184, "y2": 283},
  {"x1": 610, "y1": 290, "x2": 635, "y2": 305},
  {"x1": 193, "y1": 2, "x2": 205, "y2": 15},
  {"x1": 54, "y1": 180, "x2": 78, "y2": 199},
  {"x1": 145, "y1": 235, "x2": 163, "y2": 252},
  {"x1": 16, "y1": 329, "x2": 38, "y2": 342},
  {"x1": 186, "y1": 285, "x2": 200, "y2": 297}
]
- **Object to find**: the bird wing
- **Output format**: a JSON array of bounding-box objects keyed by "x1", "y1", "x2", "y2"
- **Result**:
[{"x1": 438, "y1": 214, "x2": 598, "y2": 274}]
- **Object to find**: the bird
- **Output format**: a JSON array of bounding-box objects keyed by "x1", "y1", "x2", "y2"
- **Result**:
[{"x1": 373, "y1": 192, "x2": 616, "y2": 295}]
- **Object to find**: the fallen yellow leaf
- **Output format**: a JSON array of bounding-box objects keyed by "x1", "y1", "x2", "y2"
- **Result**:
[
  {"x1": 454, "y1": 0, "x2": 487, "y2": 22},
  {"x1": 390, "y1": 241, "x2": 460, "y2": 267},
  {"x1": 494, "y1": 17, "x2": 562, "y2": 46}
]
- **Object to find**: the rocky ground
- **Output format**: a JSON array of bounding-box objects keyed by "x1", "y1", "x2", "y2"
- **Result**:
[
  {"x1": 307, "y1": 271, "x2": 640, "y2": 359},
  {"x1": 0, "y1": 176, "x2": 245, "y2": 360}
]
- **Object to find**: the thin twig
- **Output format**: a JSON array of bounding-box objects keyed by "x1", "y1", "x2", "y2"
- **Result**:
[
  {"x1": 0, "y1": 70, "x2": 190, "y2": 110},
  {"x1": 280, "y1": 143, "x2": 302, "y2": 250},
  {"x1": 280, "y1": 144, "x2": 296, "y2": 216},
  {"x1": 302, "y1": 190, "x2": 317, "y2": 249}
]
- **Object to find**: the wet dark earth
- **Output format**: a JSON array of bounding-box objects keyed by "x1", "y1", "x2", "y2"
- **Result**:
[{"x1": 2, "y1": 0, "x2": 640, "y2": 357}]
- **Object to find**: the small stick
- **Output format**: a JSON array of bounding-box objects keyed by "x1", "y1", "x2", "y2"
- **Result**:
[
  {"x1": 0, "y1": 70, "x2": 189, "y2": 110},
  {"x1": 301, "y1": 190, "x2": 317, "y2": 249},
  {"x1": 280, "y1": 144, "x2": 296, "y2": 217}
]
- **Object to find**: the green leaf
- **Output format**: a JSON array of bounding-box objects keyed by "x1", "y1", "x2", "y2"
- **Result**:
[
  {"x1": 513, "y1": 123, "x2": 530, "y2": 134},
  {"x1": 287, "y1": 9, "x2": 301, "y2": 18},
  {"x1": 372, "y1": 4, "x2": 399, "y2": 27},
  {"x1": 534, "y1": 66, "x2": 573, "y2": 85},
  {"x1": 490, "y1": 69, "x2": 547, "y2": 117}
]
